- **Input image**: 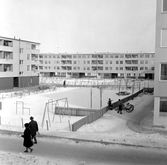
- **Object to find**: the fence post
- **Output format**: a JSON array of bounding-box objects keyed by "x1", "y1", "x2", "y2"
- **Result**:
[
  {"x1": 68, "y1": 120, "x2": 71, "y2": 131},
  {"x1": 46, "y1": 120, "x2": 49, "y2": 130}
]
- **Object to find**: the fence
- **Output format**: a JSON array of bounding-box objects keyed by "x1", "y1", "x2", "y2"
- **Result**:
[{"x1": 71, "y1": 88, "x2": 146, "y2": 131}]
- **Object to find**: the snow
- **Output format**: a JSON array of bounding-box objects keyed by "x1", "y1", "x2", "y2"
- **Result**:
[{"x1": 0, "y1": 84, "x2": 167, "y2": 164}]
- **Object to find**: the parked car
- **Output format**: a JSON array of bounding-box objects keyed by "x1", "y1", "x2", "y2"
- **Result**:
[{"x1": 116, "y1": 91, "x2": 130, "y2": 96}]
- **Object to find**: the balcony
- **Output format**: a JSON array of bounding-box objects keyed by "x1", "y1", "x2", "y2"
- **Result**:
[
  {"x1": 0, "y1": 39, "x2": 13, "y2": 47},
  {"x1": 0, "y1": 64, "x2": 13, "y2": 72},
  {"x1": 31, "y1": 54, "x2": 38, "y2": 62},
  {"x1": 31, "y1": 44, "x2": 39, "y2": 50},
  {"x1": 61, "y1": 60, "x2": 72, "y2": 64},
  {"x1": 31, "y1": 65, "x2": 38, "y2": 72},
  {"x1": 91, "y1": 60, "x2": 97, "y2": 64},
  {"x1": 0, "y1": 51, "x2": 13, "y2": 60}
]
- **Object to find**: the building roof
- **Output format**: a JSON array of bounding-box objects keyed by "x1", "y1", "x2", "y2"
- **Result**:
[{"x1": 0, "y1": 36, "x2": 40, "y2": 45}]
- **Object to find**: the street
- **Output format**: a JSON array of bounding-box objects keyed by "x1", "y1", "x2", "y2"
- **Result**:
[{"x1": 0, "y1": 135, "x2": 166, "y2": 165}]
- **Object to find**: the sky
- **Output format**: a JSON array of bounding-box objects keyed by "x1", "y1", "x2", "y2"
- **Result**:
[{"x1": 0, "y1": 0, "x2": 156, "y2": 54}]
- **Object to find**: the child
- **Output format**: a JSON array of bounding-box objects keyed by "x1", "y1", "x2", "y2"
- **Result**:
[{"x1": 21, "y1": 123, "x2": 33, "y2": 153}]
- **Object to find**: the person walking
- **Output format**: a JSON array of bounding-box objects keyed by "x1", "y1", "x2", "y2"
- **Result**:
[
  {"x1": 107, "y1": 98, "x2": 113, "y2": 110},
  {"x1": 21, "y1": 123, "x2": 33, "y2": 153},
  {"x1": 29, "y1": 116, "x2": 39, "y2": 144},
  {"x1": 117, "y1": 99, "x2": 123, "y2": 114}
]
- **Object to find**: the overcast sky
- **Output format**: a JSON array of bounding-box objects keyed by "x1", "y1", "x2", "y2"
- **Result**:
[{"x1": 0, "y1": 0, "x2": 156, "y2": 53}]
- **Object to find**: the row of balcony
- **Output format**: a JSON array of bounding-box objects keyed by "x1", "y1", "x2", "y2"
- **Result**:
[
  {"x1": 39, "y1": 54, "x2": 154, "y2": 59},
  {"x1": 39, "y1": 66, "x2": 154, "y2": 71}
]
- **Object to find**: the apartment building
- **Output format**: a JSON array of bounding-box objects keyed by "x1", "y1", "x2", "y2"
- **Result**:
[
  {"x1": 154, "y1": 0, "x2": 167, "y2": 127},
  {"x1": 0, "y1": 36, "x2": 40, "y2": 90},
  {"x1": 39, "y1": 52, "x2": 155, "y2": 79}
]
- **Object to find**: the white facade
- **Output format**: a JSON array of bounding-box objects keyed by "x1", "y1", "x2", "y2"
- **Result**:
[
  {"x1": 0, "y1": 36, "x2": 40, "y2": 89},
  {"x1": 154, "y1": 0, "x2": 167, "y2": 126},
  {"x1": 39, "y1": 52, "x2": 155, "y2": 79}
]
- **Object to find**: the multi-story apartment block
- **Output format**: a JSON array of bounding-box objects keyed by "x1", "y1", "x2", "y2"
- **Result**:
[
  {"x1": 154, "y1": 0, "x2": 167, "y2": 127},
  {"x1": 39, "y1": 52, "x2": 155, "y2": 79},
  {"x1": 0, "y1": 36, "x2": 40, "y2": 90}
]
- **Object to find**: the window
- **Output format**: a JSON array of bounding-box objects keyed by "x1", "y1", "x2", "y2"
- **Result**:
[
  {"x1": 140, "y1": 54, "x2": 144, "y2": 58},
  {"x1": 27, "y1": 54, "x2": 30, "y2": 60},
  {"x1": 140, "y1": 67, "x2": 144, "y2": 70},
  {"x1": 20, "y1": 60, "x2": 23, "y2": 64},
  {"x1": 116, "y1": 67, "x2": 118, "y2": 70},
  {"x1": 110, "y1": 61, "x2": 112, "y2": 64},
  {"x1": 116, "y1": 61, "x2": 119, "y2": 64},
  {"x1": 145, "y1": 54, "x2": 150, "y2": 58},
  {"x1": 160, "y1": 97, "x2": 167, "y2": 116},
  {"x1": 105, "y1": 67, "x2": 108, "y2": 70},
  {"x1": 105, "y1": 61, "x2": 108, "y2": 64},
  {"x1": 145, "y1": 60, "x2": 148, "y2": 64},
  {"x1": 120, "y1": 61, "x2": 123, "y2": 64},
  {"x1": 161, "y1": 63, "x2": 167, "y2": 80},
  {"x1": 163, "y1": 0, "x2": 167, "y2": 12},
  {"x1": 120, "y1": 73, "x2": 124, "y2": 77},
  {"x1": 110, "y1": 67, "x2": 112, "y2": 70},
  {"x1": 27, "y1": 65, "x2": 30, "y2": 71},
  {"x1": 140, "y1": 60, "x2": 144, "y2": 64},
  {"x1": 19, "y1": 48, "x2": 23, "y2": 53},
  {"x1": 120, "y1": 67, "x2": 123, "y2": 70},
  {"x1": 161, "y1": 29, "x2": 167, "y2": 47}
]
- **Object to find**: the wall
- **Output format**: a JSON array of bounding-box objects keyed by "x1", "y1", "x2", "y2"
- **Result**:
[
  {"x1": 54, "y1": 107, "x2": 98, "y2": 116},
  {"x1": 19, "y1": 76, "x2": 39, "y2": 88},
  {"x1": 72, "y1": 106, "x2": 108, "y2": 131},
  {"x1": 0, "y1": 77, "x2": 13, "y2": 90}
]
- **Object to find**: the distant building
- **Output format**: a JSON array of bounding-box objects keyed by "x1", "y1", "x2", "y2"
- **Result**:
[
  {"x1": 0, "y1": 36, "x2": 40, "y2": 90},
  {"x1": 154, "y1": 0, "x2": 167, "y2": 127},
  {"x1": 39, "y1": 52, "x2": 155, "y2": 79}
]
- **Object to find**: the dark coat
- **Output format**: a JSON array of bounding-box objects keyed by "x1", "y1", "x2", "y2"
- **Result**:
[
  {"x1": 22, "y1": 127, "x2": 33, "y2": 148},
  {"x1": 29, "y1": 120, "x2": 38, "y2": 136}
]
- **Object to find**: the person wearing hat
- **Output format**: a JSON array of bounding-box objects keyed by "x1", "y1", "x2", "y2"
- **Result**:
[
  {"x1": 29, "y1": 116, "x2": 39, "y2": 144},
  {"x1": 21, "y1": 123, "x2": 33, "y2": 152}
]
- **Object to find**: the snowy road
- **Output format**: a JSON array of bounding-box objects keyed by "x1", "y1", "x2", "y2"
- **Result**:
[{"x1": 0, "y1": 135, "x2": 167, "y2": 165}]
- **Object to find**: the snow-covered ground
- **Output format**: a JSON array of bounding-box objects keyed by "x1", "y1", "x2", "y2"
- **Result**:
[{"x1": 0, "y1": 86, "x2": 167, "y2": 164}]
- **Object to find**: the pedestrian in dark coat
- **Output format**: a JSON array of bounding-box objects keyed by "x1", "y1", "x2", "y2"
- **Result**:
[
  {"x1": 107, "y1": 98, "x2": 113, "y2": 110},
  {"x1": 22, "y1": 123, "x2": 33, "y2": 153},
  {"x1": 63, "y1": 80, "x2": 66, "y2": 87},
  {"x1": 29, "y1": 116, "x2": 39, "y2": 144},
  {"x1": 117, "y1": 99, "x2": 123, "y2": 114}
]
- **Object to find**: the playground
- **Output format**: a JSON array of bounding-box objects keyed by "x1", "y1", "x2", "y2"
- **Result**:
[{"x1": 0, "y1": 78, "x2": 154, "y2": 134}]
